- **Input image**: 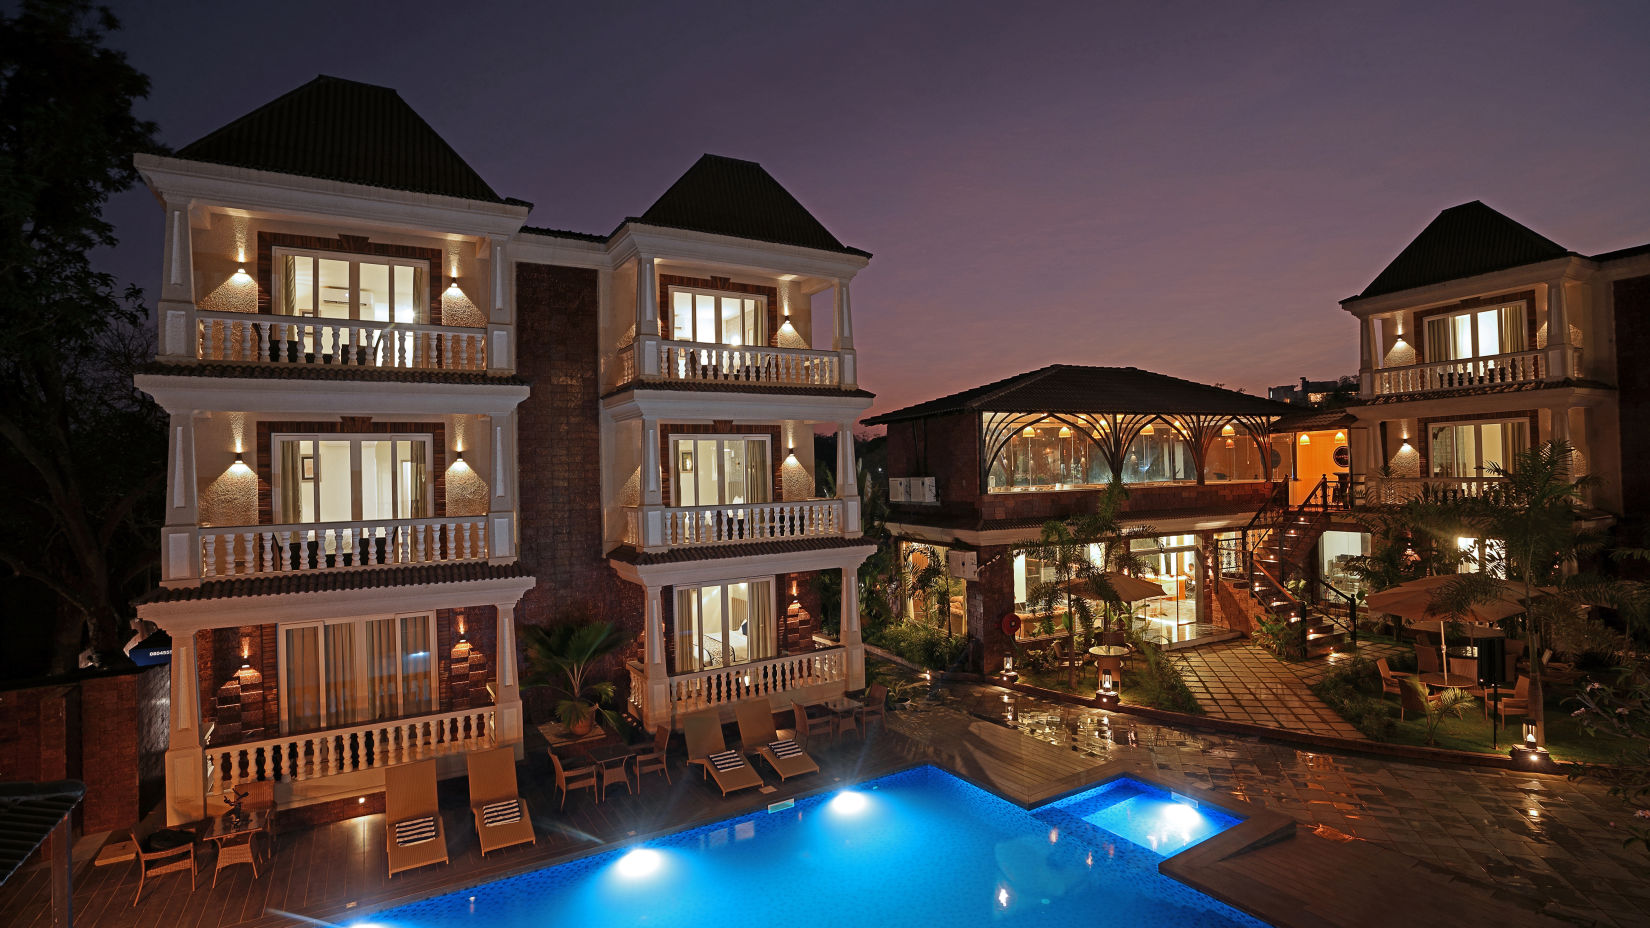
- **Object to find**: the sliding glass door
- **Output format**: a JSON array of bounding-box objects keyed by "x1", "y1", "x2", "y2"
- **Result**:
[
  {"x1": 280, "y1": 614, "x2": 438, "y2": 733},
  {"x1": 673, "y1": 580, "x2": 776, "y2": 672}
]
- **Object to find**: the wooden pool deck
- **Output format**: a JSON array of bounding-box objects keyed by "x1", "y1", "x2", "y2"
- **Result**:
[{"x1": 0, "y1": 686, "x2": 1591, "y2": 928}]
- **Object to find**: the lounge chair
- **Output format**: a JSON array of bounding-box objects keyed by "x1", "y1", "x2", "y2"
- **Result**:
[
  {"x1": 466, "y1": 747, "x2": 535, "y2": 857},
  {"x1": 793, "y1": 702, "x2": 833, "y2": 748},
  {"x1": 548, "y1": 750, "x2": 598, "y2": 809},
  {"x1": 682, "y1": 709, "x2": 765, "y2": 796},
  {"x1": 384, "y1": 759, "x2": 448, "y2": 877},
  {"x1": 735, "y1": 700, "x2": 819, "y2": 782},
  {"x1": 1539, "y1": 649, "x2": 1581, "y2": 684}
]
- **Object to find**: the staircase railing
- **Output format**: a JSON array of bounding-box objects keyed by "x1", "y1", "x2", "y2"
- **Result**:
[{"x1": 1304, "y1": 575, "x2": 1360, "y2": 647}]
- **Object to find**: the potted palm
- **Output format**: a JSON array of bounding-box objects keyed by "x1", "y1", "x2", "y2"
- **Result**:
[{"x1": 520, "y1": 619, "x2": 632, "y2": 737}]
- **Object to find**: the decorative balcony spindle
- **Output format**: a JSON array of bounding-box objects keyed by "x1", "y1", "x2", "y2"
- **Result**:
[
  {"x1": 194, "y1": 311, "x2": 486, "y2": 371},
  {"x1": 198, "y1": 516, "x2": 488, "y2": 577}
]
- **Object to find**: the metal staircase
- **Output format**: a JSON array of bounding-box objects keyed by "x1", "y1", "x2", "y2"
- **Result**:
[{"x1": 1221, "y1": 477, "x2": 1359, "y2": 658}]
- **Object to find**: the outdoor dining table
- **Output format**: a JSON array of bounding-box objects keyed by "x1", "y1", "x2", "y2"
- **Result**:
[
  {"x1": 1418, "y1": 671, "x2": 1477, "y2": 689},
  {"x1": 578, "y1": 741, "x2": 647, "y2": 799},
  {"x1": 203, "y1": 808, "x2": 269, "y2": 883},
  {"x1": 1087, "y1": 645, "x2": 1129, "y2": 685}
]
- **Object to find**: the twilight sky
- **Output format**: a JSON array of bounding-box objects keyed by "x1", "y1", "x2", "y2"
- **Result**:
[{"x1": 101, "y1": 0, "x2": 1650, "y2": 420}]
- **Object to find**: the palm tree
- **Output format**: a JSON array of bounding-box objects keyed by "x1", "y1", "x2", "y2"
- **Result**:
[
  {"x1": 520, "y1": 619, "x2": 632, "y2": 737},
  {"x1": 1022, "y1": 482, "x2": 1138, "y2": 688}
]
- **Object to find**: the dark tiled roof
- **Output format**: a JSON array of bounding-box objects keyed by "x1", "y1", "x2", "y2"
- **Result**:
[
  {"x1": 631, "y1": 155, "x2": 870, "y2": 258},
  {"x1": 519, "y1": 226, "x2": 609, "y2": 243},
  {"x1": 886, "y1": 499, "x2": 1265, "y2": 534},
  {"x1": 607, "y1": 535, "x2": 875, "y2": 566},
  {"x1": 1274, "y1": 408, "x2": 1357, "y2": 432},
  {"x1": 136, "y1": 361, "x2": 529, "y2": 386},
  {"x1": 0, "y1": 781, "x2": 83, "y2": 886},
  {"x1": 601, "y1": 380, "x2": 874, "y2": 401},
  {"x1": 1357, "y1": 377, "x2": 1612, "y2": 405},
  {"x1": 1357, "y1": 202, "x2": 1569, "y2": 299},
  {"x1": 176, "y1": 76, "x2": 505, "y2": 203},
  {"x1": 865, "y1": 364, "x2": 1295, "y2": 425},
  {"x1": 136, "y1": 562, "x2": 532, "y2": 605},
  {"x1": 1590, "y1": 241, "x2": 1650, "y2": 263}
]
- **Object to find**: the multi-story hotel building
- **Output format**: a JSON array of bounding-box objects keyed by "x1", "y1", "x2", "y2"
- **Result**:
[{"x1": 133, "y1": 77, "x2": 874, "y2": 825}]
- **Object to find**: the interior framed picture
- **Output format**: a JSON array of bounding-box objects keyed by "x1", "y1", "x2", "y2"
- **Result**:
[{"x1": 301, "y1": 455, "x2": 315, "y2": 480}]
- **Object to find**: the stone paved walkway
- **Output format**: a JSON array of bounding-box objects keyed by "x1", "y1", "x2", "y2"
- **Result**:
[
  {"x1": 1172, "y1": 640, "x2": 1370, "y2": 737},
  {"x1": 894, "y1": 680, "x2": 1650, "y2": 928}
]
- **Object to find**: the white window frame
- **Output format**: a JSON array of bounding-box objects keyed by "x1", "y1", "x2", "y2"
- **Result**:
[
  {"x1": 276, "y1": 612, "x2": 440, "y2": 733},
  {"x1": 1422, "y1": 301, "x2": 1528, "y2": 362},
  {"x1": 270, "y1": 431, "x2": 434, "y2": 524},
  {"x1": 674, "y1": 577, "x2": 776, "y2": 672},
  {"x1": 666, "y1": 285, "x2": 766, "y2": 348},
  {"x1": 271, "y1": 246, "x2": 431, "y2": 323},
  {"x1": 669, "y1": 433, "x2": 772, "y2": 507},
  {"x1": 1426, "y1": 418, "x2": 1528, "y2": 478}
]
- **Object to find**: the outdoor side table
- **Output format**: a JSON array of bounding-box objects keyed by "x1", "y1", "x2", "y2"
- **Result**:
[{"x1": 1417, "y1": 672, "x2": 1475, "y2": 689}]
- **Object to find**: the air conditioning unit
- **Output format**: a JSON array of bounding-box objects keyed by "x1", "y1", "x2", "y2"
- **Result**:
[
  {"x1": 947, "y1": 549, "x2": 978, "y2": 580},
  {"x1": 889, "y1": 476, "x2": 937, "y2": 504},
  {"x1": 888, "y1": 478, "x2": 908, "y2": 503}
]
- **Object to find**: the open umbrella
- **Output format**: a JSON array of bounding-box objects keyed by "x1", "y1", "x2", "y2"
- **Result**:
[
  {"x1": 1056, "y1": 572, "x2": 1169, "y2": 603},
  {"x1": 1364, "y1": 574, "x2": 1530, "y2": 625}
]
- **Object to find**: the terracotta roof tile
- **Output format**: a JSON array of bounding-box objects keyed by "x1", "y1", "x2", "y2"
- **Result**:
[
  {"x1": 136, "y1": 562, "x2": 532, "y2": 604},
  {"x1": 1355, "y1": 378, "x2": 1611, "y2": 405}
]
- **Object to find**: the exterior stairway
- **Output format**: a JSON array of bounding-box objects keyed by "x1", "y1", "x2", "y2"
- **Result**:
[{"x1": 1222, "y1": 477, "x2": 1353, "y2": 658}]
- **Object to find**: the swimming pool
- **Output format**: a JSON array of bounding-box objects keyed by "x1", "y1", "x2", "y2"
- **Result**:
[{"x1": 364, "y1": 766, "x2": 1269, "y2": 928}]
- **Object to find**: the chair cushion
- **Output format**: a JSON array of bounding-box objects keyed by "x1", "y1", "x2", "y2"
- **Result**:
[
  {"x1": 707, "y1": 749, "x2": 746, "y2": 771},
  {"x1": 769, "y1": 739, "x2": 803, "y2": 759},
  {"x1": 144, "y1": 829, "x2": 194, "y2": 852},
  {"x1": 393, "y1": 815, "x2": 438, "y2": 846},
  {"x1": 481, "y1": 798, "x2": 522, "y2": 827}
]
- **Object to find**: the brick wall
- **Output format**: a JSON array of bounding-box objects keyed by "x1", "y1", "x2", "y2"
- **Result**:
[
  {"x1": 969, "y1": 544, "x2": 1016, "y2": 673},
  {"x1": 777, "y1": 570, "x2": 824, "y2": 652},
  {"x1": 203, "y1": 625, "x2": 276, "y2": 744},
  {"x1": 515, "y1": 262, "x2": 642, "y2": 711},
  {"x1": 437, "y1": 606, "x2": 497, "y2": 711}
]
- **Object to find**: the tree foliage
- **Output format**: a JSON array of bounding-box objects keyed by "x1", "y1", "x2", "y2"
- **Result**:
[{"x1": 0, "y1": 0, "x2": 166, "y2": 672}]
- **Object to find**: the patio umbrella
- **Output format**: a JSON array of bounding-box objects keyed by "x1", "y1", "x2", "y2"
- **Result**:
[
  {"x1": 1364, "y1": 574, "x2": 1529, "y2": 625},
  {"x1": 1055, "y1": 572, "x2": 1169, "y2": 603}
]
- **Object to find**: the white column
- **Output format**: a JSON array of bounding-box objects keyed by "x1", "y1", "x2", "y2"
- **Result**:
[
  {"x1": 640, "y1": 419, "x2": 664, "y2": 549},
  {"x1": 840, "y1": 566, "x2": 865, "y2": 690},
  {"x1": 635, "y1": 256, "x2": 660, "y2": 377},
  {"x1": 161, "y1": 412, "x2": 200, "y2": 586},
  {"x1": 839, "y1": 421, "x2": 861, "y2": 537},
  {"x1": 494, "y1": 602, "x2": 524, "y2": 754},
  {"x1": 1194, "y1": 534, "x2": 1211, "y2": 625},
  {"x1": 487, "y1": 240, "x2": 512, "y2": 372},
  {"x1": 642, "y1": 585, "x2": 670, "y2": 727},
  {"x1": 1546, "y1": 280, "x2": 1572, "y2": 380},
  {"x1": 1359, "y1": 316, "x2": 1376, "y2": 398},
  {"x1": 157, "y1": 204, "x2": 196, "y2": 359},
  {"x1": 833, "y1": 279, "x2": 857, "y2": 388},
  {"x1": 164, "y1": 630, "x2": 206, "y2": 825},
  {"x1": 488, "y1": 412, "x2": 517, "y2": 562}
]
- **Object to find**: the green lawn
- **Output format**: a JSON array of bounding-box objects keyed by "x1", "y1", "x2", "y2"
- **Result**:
[{"x1": 1382, "y1": 695, "x2": 1634, "y2": 764}]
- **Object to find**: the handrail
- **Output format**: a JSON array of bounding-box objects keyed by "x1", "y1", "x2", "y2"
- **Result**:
[
  {"x1": 194, "y1": 310, "x2": 486, "y2": 371},
  {"x1": 208, "y1": 705, "x2": 496, "y2": 789},
  {"x1": 1372, "y1": 347, "x2": 1546, "y2": 396}
]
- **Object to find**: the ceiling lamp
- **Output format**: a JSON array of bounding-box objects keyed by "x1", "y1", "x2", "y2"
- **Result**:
[
  {"x1": 1335, "y1": 431, "x2": 1347, "y2": 443},
  {"x1": 1058, "y1": 426, "x2": 1072, "y2": 438},
  {"x1": 1022, "y1": 425, "x2": 1036, "y2": 437},
  {"x1": 1299, "y1": 433, "x2": 1312, "y2": 445},
  {"x1": 1221, "y1": 424, "x2": 1235, "y2": 436},
  {"x1": 1224, "y1": 438, "x2": 1235, "y2": 448},
  {"x1": 1140, "y1": 424, "x2": 1154, "y2": 435}
]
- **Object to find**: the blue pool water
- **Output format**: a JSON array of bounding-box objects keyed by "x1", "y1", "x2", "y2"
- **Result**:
[{"x1": 364, "y1": 766, "x2": 1269, "y2": 928}]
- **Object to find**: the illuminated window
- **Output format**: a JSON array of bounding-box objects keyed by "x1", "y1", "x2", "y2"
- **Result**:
[
  {"x1": 674, "y1": 580, "x2": 775, "y2": 671},
  {"x1": 671, "y1": 435, "x2": 771, "y2": 506},
  {"x1": 1428, "y1": 420, "x2": 1528, "y2": 478},
  {"x1": 274, "y1": 249, "x2": 429, "y2": 324},
  {"x1": 1422, "y1": 303, "x2": 1527, "y2": 362},
  {"x1": 280, "y1": 614, "x2": 436, "y2": 732},
  {"x1": 1122, "y1": 427, "x2": 1194, "y2": 484},
  {"x1": 274, "y1": 434, "x2": 431, "y2": 523},
  {"x1": 668, "y1": 286, "x2": 764, "y2": 348},
  {"x1": 989, "y1": 422, "x2": 1107, "y2": 490}
]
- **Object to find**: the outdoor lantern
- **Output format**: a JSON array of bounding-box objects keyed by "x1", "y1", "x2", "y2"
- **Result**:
[
  {"x1": 1335, "y1": 431, "x2": 1347, "y2": 443},
  {"x1": 1524, "y1": 721, "x2": 1538, "y2": 748},
  {"x1": 1101, "y1": 669, "x2": 1114, "y2": 693},
  {"x1": 231, "y1": 267, "x2": 252, "y2": 284}
]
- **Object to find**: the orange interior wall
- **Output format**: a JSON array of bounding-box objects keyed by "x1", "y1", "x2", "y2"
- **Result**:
[{"x1": 1289, "y1": 431, "x2": 1348, "y2": 505}]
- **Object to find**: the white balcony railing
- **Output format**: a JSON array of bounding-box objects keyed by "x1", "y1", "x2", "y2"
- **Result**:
[
  {"x1": 196, "y1": 311, "x2": 486, "y2": 371},
  {"x1": 1372, "y1": 348, "x2": 1548, "y2": 396},
  {"x1": 208, "y1": 706, "x2": 495, "y2": 791},
  {"x1": 618, "y1": 339, "x2": 845, "y2": 388},
  {"x1": 664, "y1": 648, "x2": 847, "y2": 714},
  {"x1": 1363, "y1": 476, "x2": 1508, "y2": 506},
  {"x1": 624, "y1": 499, "x2": 844, "y2": 549},
  {"x1": 199, "y1": 516, "x2": 487, "y2": 578}
]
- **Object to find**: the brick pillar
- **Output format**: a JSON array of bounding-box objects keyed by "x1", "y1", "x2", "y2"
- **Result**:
[{"x1": 972, "y1": 545, "x2": 1015, "y2": 674}]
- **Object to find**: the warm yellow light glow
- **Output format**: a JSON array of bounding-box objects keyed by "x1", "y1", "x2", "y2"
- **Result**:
[
  {"x1": 1225, "y1": 438, "x2": 1235, "y2": 448},
  {"x1": 1299, "y1": 433, "x2": 1311, "y2": 445},
  {"x1": 1335, "y1": 431, "x2": 1347, "y2": 443},
  {"x1": 1140, "y1": 424, "x2": 1154, "y2": 435},
  {"x1": 1022, "y1": 425, "x2": 1036, "y2": 437},
  {"x1": 1058, "y1": 426, "x2": 1072, "y2": 438},
  {"x1": 1221, "y1": 424, "x2": 1235, "y2": 436},
  {"x1": 231, "y1": 267, "x2": 252, "y2": 284}
]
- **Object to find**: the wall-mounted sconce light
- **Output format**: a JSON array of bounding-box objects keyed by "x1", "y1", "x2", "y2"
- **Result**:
[{"x1": 231, "y1": 267, "x2": 252, "y2": 284}]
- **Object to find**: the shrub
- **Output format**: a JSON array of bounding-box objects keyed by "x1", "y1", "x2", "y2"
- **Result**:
[
  {"x1": 1018, "y1": 647, "x2": 1057, "y2": 674},
  {"x1": 875, "y1": 622, "x2": 969, "y2": 671},
  {"x1": 1310, "y1": 657, "x2": 1398, "y2": 739},
  {"x1": 1125, "y1": 638, "x2": 1202, "y2": 714},
  {"x1": 1254, "y1": 614, "x2": 1306, "y2": 662}
]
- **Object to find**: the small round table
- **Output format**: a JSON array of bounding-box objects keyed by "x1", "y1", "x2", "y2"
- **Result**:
[
  {"x1": 1088, "y1": 645, "x2": 1129, "y2": 686},
  {"x1": 1418, "y1": 672, "x2": 1476, "y2": 689}
]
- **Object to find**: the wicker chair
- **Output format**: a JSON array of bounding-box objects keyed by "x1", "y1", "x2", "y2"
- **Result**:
[
  {"x1": 548, "y1": 751, "x2": 598, "y2": 810},
  {"x1": 133, "y1": 829, "x2": 196, "y2": 906}
]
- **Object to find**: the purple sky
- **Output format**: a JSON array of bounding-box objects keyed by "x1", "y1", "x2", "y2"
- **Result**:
[{"x1": 102, "y1": 1, "x2": 1650, "y2": 419}]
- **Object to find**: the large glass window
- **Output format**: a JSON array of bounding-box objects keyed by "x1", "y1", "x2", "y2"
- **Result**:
[
  {"x1": 674, "y1": 580, "x2": 775, "y2": 671},
  {"x1": 669, "y1": 287, "x2": 764, "y2": 348},
  {"x1": 1207, "y1": 430, "x2": 1268, "y2": 482},
  {"x1": 276, "y1": 249, "x2": 428, "y2": 324},
  {"x1": 672, "y1": 436, "x2": 771, "y2": 506},
  {"x1": 1423, "y1": 303, "x2": 1527, "y2": 362},
  {"x1": 1428, "y1": 419, "x2": 1528, "y2": 478},
  {"x1": 989, "y1": 422, "x2": 1108, "y2": 491},
  {"x1": 1121, "y1": 424, "x2": 1195, "y2": 484},
  {"x1": 276, "y1": 434, "x2": 430, "y2": 524},
  {"x1": 281, "y1": 614, "x2": 438, "y2": 733}
]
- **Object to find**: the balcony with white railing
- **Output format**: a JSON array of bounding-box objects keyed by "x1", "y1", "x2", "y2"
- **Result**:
[
  {"x1": 1369, "y1": 347, "x2": 1577, "y2": 397},
  {"x1": 195, "y1": 311, "x2": 488, "y2": 372},
  {"x1": 627, "y1": 647, "x2": 848, "y2": 726},
  {"x1": 196, "y1": 516, "x2": 487, "y2": 579},
  {"x1": 623, "y1": 498, "x2": 850, "y2": 551},
  {"x1": 207, "y1": 706, "x2": 495, "y2": 793},
  {"x1": 616, "y1": 339, "x2": 853, "y2": 390}
]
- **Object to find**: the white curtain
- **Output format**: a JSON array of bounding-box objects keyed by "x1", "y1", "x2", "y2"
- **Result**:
[
  {"x1": 749, "y1": 581, "x2": 775, "y2": 660},
  {"x1": 400, "y1": 615, "x2": 434, "y2": 714},
  {"x1": 283, "y1": 626, "x2": 321, "y2": 732},
  {"x1": 324, "y1": 624, "x2": 357, "y2": 725}
]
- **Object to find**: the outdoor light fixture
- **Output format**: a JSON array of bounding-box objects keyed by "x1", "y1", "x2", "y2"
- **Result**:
[
  {"x1": 1511, "y1": 721, "x2": 1555, "y2": 770},
  {"x1": 829, "y1": 790, "x2": 868, "y2": 815},
  {"x1": 231, "y1": 267, "x2": 252, "y2": 284},
  {"x1": 1096, "y1": 668, "x2": 1120, "y2": 708},
  {"x1": 445, "y1": 277, "x2": 463, "y2": 295},
  {"x1": 615, "y1": 847, "x2": 663, "y2": 878},
  {"x1": 1524, "y1": 722, "x2": 1538, "y2": 748},
  {"x1": 454, "y1": 450, "x2": 465, "y2": 463}
]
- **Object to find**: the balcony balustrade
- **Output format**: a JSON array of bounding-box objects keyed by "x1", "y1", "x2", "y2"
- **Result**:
[
  {"x1": 208, "y1": 706, "x2": 495, "y2": 792},
  {"x1": 198, "y1": 516, "x2": 487, "y2": 578},
  {"x1": 1362, "y1": 476, "x2": 1508, "y2": 506},
  {"x1": 623, "y1": 499, "x2": 846, "y2": 550},
  {"x1": 1370, "y1": 348, "x2": 1571, "y2": 396},
  {"x1": 617, "y1": 339, "x2": 846, "y2": 388},
  {"x1": 195, "y1": 311, "x2": 486, "y2": 371},
  {"x1": 627, "y1": 648, "x2": 847, "y2": 720}
]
